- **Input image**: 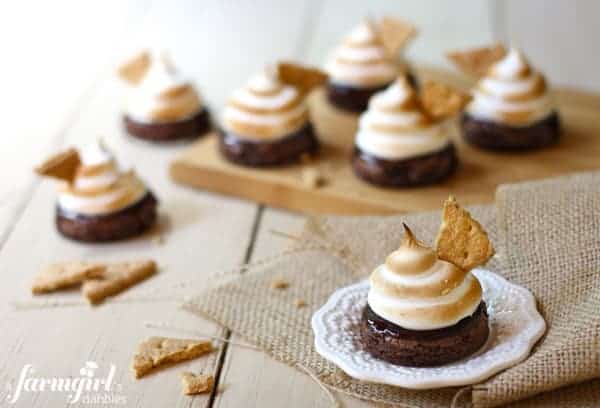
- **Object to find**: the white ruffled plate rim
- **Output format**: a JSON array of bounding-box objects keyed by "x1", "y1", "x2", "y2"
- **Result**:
[{"x1": 311, "y1": 269, "x2": 546, "y2": 389}]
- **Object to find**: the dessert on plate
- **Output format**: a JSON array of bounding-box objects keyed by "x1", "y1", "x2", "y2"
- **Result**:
[
  {"x1": 448, "y1": 44, "x2": 560, "y2": 150},
  {"x1": 325, "y1": 17, "x2": 417, "y2": 113},
  {"x1": 361, "y1": 197, "x2": 495, "y2": 366},
  {"x1": 35, "y1": 141, "x2": 158, "y2": 242},
  {"x1": 118, "y1": 50, "x2": 211, "y2": 142},
  {"x1": 352, "y1": 76, "x2": 470, "y2": 187},
  {"x1": 219, "y1": 62, "x2": 327, "y2": 167}
]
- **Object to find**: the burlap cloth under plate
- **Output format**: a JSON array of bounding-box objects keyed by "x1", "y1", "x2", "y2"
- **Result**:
[{"x1": 183, "y1": 171, "x2": 600, "y2": 407}]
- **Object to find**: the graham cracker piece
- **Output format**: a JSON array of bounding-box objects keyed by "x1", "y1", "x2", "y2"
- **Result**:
[
  {"x1": 378, "y1": 16, "x2": 417, "y2": 56},
  {"x1": 435, "y1": 196, "x2": 495, "y2": 271},
  {"x1": 447, "y1": 43, "x2": 507, "y2": 77},
  {"x1": 180, "y1": 372, "x2": 214, "y2": 395},
  {"x1": 277, "y1": 62, "x2": 327, "y2": 93},
  {"x1": 34, "y1": 148, "x2": 81, "y2": 183},
  {"x1": 82, "y1": 260, "x2": 157, "y2": 304},
  {"x1": 32, "y1": 262, "x2": 105, "y2": 294},
  {"x1": 420, "y1": 81, "x2": 472, "y2": 121},
  {"x1": 132, "y1": 337, "x2": 213, "y2": 379},
  {"x1": 118, "y1": 50, "x2": 151, "y2": 85}
]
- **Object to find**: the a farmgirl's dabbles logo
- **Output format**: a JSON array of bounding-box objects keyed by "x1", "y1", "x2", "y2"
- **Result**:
[{"x1": 5, "y1": 361, "x2": 126, "y2": 405}]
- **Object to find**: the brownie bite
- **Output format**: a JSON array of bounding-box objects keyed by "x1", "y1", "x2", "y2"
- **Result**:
[
  {"x1": 118, "y1": 50, "x2": 211, "y2": 143},
  {"x1": 361, "y1": 200, "x2": 496, "y2": 367},
  {"x1": 450, "y1": 46, "x2": 560, "y2": 151},
  {"x1": 36, "y1": 141, "x2": 158, "y2": 243},
  {"x1": 324, "y1": 17, "x2": 417, "y2": 113},
  {"x1": 218, "y1": 63, "x2": 326, "y2": 167},
  {"x1": 352, "y1": 76, "x2": 468, "y2": 187}
]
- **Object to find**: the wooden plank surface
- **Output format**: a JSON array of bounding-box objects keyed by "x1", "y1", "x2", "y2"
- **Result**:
[
  {"x1": 2, "y1": 1, "x2": 600, "y2": 407},
  {"x1": 0, "y1": 0, "x2": 153, "y2": 246},
  {"x1": 170, "y1": 71, "x2": 600, "y2": 215}
]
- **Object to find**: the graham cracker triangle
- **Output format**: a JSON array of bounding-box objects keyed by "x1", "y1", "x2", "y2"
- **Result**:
[
  {"x1": 447, "y1": 43, "x2": 507, "y2": 77},
  {"x1": 435, "y1": 196, "x2": 495, "y2": 271},
  {"x1": 277, "y1": 62, "x2": 327, "y2": 93},
  {"x1": 377, "y1": 16, "x2": 417, "y2": 57},
  {"x1": 132, "y1": 337, "x2": 213, "y2": 379},
  {"x1": 420, "y1": 80, "x2": 472, "y2": 121},
  {"x1": 118, "y1": 50, "x2": 151, "y2": 85},
  {"x1": 82, "y1": 260, "x2": 157, "y2": 305},
  {"x1": 35, "y1": 148, "x2": 81, "y2": 183}
]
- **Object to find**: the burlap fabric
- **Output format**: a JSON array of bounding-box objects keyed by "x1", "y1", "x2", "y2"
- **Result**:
[{"x1": 183, "y1": 171, "x2": 600, "y2": 407}]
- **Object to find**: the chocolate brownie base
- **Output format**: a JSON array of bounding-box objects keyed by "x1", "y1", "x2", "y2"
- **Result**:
[
  {"x1": 218, "y1": 123, "x2": 319, "y2": 167},
  {"x1": 352, "y1": 144, "x2": 457, "y2": 187},
  {"x1": 124, "y1": 109, "x2": 211, "y2": 142},
  {"x1": 462, "y1": 111, "x2": 560, "y2": 151},
  {"x1": 56, "y1": 192, "x2": 158, "y2": 243},
  {"x1": 361, "y1": 302, "x2": 489, "y2": 367},
  {"x1": 326, "y1": 72, "x2": 418, "y2": 113}
]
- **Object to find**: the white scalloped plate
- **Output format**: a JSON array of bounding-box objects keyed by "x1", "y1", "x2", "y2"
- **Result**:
[{"x1": 311, "y1": 269, "x2": 546, "y2": 389}]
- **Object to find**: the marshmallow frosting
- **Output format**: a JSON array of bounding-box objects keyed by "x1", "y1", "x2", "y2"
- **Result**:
[
  {"x1": 58, "y1": 142, "x2": 148, "y2": 216},
  {"x1": 325, "y1": 21, "x2": 405, "y2": 89},
  {"x1": 126, "y1": 53, "x2": 203, "y2": 124},
  {"x1": 221, "y1": 70, "x2": 309, "y2": 141},
  {"x1": 367, "y1": 228, "x2": 483, "y2": 330},
  {"x1": 467, "y1": 48, "x2": 555, "y2": 127},
  {"x1": 355, "y1": 77, "x2": 451, "y2": 160}
]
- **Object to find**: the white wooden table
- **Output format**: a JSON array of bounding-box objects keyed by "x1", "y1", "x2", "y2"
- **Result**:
[{"x1": 1, "y1": 1, "x2": 597, "y2": 406}]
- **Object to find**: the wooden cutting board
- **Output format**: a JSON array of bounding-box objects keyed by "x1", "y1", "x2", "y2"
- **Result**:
[{"x1": 170, "y1": 69, "x2": 600, "y2": 215}]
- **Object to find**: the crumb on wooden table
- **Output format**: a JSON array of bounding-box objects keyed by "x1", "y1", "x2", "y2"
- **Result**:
[{"x1": 270, "y1": 278, "x2": 289, "y2": 290}]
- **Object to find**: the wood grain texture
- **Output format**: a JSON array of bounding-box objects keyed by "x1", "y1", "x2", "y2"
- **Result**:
[
  {"x1": 0, "y1": 0, "x2": 153, "y2": 247},
  {"x1": 171, "y1": 68, "x2": 600, "y2": 216},
  {"x1": 211, "y1": 209, "x2": 377, "y2": 408},
  {"x1": 0, "y1": 73, "x2": 259, "y2": 407}
]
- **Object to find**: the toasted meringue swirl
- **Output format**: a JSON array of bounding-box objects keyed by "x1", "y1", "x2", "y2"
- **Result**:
[
  {"x1": 355, "y1": 78, "x2": 451, "y2": 160},
  {"x1": 126, "y1": 53, "x2": 203, "y2": 124},
  {"x1": 221, "y1": 71, "x2": 309, "y2": 141},
  {"x1": 466, "y1": 48, "x2": 555, "y2": 127},
  {"x1": 58, "y1": 142, "x2": 148, "y2": 216},
  {"x1": 325, "y1": 21, "x2": 405, "y2": 89},
  {"x1": 367, "y1": 234, "x2": 482, "y2": 330}
]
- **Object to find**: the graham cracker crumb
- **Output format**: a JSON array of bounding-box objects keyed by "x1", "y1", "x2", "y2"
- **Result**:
[
  {"x1": 35, "y1": 148, "x2": 81, "y2": 183},
  {"x1": 180, "y1": 372, "x2": 214, "y2": 395},
  {"x1": 435, "y1": 196, "x2": 495, "y2": 271},
  {"x1": 132, "y1": 337, "x2": 213, "y2": 379},
  {"x1": 32, "y1": 262, "x2": 105, "y2": 294},
  {"x1": 271, "y1": 278, "x2": 289, "y2": 290},
  {"x1": 302, "y1": 167, "x2": 326, "y2": 189},
  {"x1": 82, "y1": 260, "x2": 157, "y2": 304},
  {"x1": 294, "y1": 299, "x2": 307, "y2": 308}
]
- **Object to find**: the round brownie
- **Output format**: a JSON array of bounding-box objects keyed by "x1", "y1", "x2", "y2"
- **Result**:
[
  {"x1": 361, "y1": 302, "x2": 489, "y2": 367},
  {"x1": 56, "y1": 192, "x2": 158, "y2": 243},
  {"x1": 124, "y1": 109, "x2": 211, "y2": 142},
  {"x1": 218, "y1": 123, "x2": 319, "y2": 167},
  {"x1": 352, "y1": 144, "x2": 457, "y2": 188},
  {"x1": 327, "y1": 72, "x2": 418, "y2": 113},
  {"x1": 461, "y1": 111, "x2": 560, "y2": 151}
]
